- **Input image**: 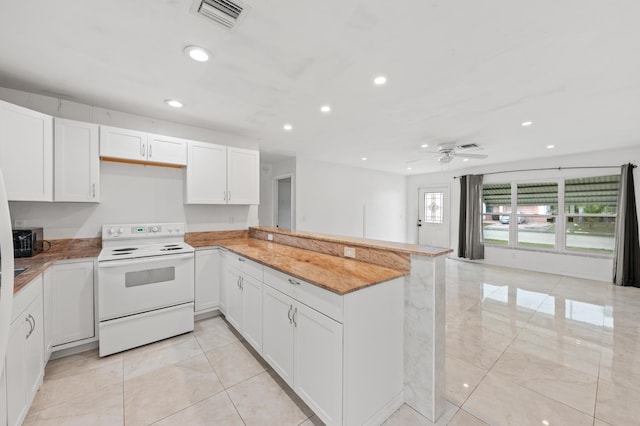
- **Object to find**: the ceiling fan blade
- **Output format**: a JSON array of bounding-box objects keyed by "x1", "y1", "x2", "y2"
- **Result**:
[{"x1": 455, "y1": 152, "x2": 488, "y2": 159}]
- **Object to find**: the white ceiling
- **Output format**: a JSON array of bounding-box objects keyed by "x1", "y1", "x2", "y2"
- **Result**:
[{"x1": 1, "y1": 0, "x2": 639, "y2": 175}]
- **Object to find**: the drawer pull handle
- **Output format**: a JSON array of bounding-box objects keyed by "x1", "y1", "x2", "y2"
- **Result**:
[
  {"x1": 238, "y1": 257, "x2": 245, "y2": 262},
  {"x1": 292, "y1": 307, "x2": 298, "y2": 327},
  {"x1": 288, "y1": 278, "x2": 300, "y2": 286},
  {"x1": 287, "y1": 305, "x2": 293, "y2": 324}
]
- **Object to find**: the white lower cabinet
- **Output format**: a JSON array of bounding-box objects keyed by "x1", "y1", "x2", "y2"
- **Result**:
[
  {"x1": 262, "y1": 285, "x2": 295, "y2": 385},
  {"x1": 262, "y1": 283, "x2": 342, "y2": 425},
  {"x1": 6, "y1": 275, "x2": 44, "y2": 426},
  {"x1": 224, "y1": 266, "x2": 242, "y2": 331},
  {"x1": 293, "y1": 302, "x2": 343, "y2": 424},
  {"x1": 50, "y1": 260, "x2": 95, "y2": 347},
  {"x1": 223, "y1": 259, "x2": 262, "y2": 354},
  {"x1": 240, "y1": 273, "x2": 262, "y2": 353},
  {"x1": 195, "y1": 249, "x2": 220, "y2": 314}
]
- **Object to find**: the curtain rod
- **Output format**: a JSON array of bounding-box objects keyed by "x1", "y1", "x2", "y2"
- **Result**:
[{"x1": 453, "y1": 164, "x2": 636, "y2": 179}]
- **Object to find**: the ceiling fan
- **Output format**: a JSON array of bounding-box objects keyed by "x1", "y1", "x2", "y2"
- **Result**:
[{"x1": 410, "y1": 142, "x2": 488, "y2": 164}]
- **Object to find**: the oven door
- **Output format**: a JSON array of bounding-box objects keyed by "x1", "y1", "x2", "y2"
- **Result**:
[{"x1": 98, "y1": 253, "x2": 194, "y2": 321}]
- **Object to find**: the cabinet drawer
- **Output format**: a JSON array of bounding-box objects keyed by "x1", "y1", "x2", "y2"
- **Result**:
[
  {"x1": 263, "y1": 268, "x2": 343, "y2": 323},
  {"x1": 226, "y1": 254, "x2": 263, "y2": 281},
  {"x1": 11, "y1": 275, "x2": 43, "y2": 323}
]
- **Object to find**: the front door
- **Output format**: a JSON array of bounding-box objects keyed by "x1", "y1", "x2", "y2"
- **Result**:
[{"x1": 418, "y1": 186, "x2": 450, "y2": 248}]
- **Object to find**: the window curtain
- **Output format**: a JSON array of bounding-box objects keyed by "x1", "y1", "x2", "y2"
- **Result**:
[
  {"x1": 458, "y1": 174, "x2": 484, "y2": 260},
  {"x1": 613, "y1": 163, "x2": 640, "y2": 286}
]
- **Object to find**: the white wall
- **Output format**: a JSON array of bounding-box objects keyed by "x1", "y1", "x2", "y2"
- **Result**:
[
  {"x1": 2, "y1": 87, "x2": 259, "y2": 238},
  {"x1": 259, "y1": 157, "x2": 296, "y2": 228},
  {"x1": 406, "y1": 146, "x2": 640, "y2": 281},
  {"x1": 296, "y1": 157, "x2": 406, "y2": 242}
]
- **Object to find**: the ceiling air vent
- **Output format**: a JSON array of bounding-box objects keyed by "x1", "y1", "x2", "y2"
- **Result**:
[
  {"x1": 457, "y1": 143, "x2": 479, "y2": 150},
  {"x1": 195, "y1": 0, "x2": 245, "y2": 30}
]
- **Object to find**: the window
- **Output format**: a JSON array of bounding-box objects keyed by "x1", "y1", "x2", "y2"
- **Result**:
[
  {"x1": 516, "y1": 182, "x2": 558, "y2": 249},
  {"x1": 481, "y1": 174, "x2": 620, "y2": 257},
  {"x1": 564, "y1": 175, "x2": 619, "y2": 254},
  {"x1": 424, "y1": 192, "x2": 444, "y2": 224},
  {"x1": 482, "y1": 183, "x2": 511, "y2": 245}
]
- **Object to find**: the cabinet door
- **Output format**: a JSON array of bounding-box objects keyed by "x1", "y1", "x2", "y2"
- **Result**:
[
  {"x1": 219, "y1": 251, "x2": 228, "y2": 315},
  {"x1": 6, "y1": 313, "x2": 27, "y2": 426},
  {"x1": 262, "y1": 285, "x2": 295, "y2": 386},
  {"x1": 240, "y1": 274, "x2": 262, "y2": 354},
  {"x1": 185, "y1": 141, "x2": 227, "y2": 204},
  {"x1": 25, "y1": 293, "x2": 44, "y2": 397},
  {"x1": 51, "y1": 261, "x2": 95, "y2": 346},
  {"x1": 224, "y1": 267, "x2": 242, "y2": 331},
  {"x1": 0, "y1": 100, "x2": 53, "y2": 201},
  {"x1": 54, "y1": 118, "x2": 100, "y2": 202},
  {"x1": 43, "y1": 269, "x2": 53, "y2": 362},
  {"x1": 294, "y1": 303, "x2": 343, "y2": 426},
  {"x1": 195, "y1": 249, "x2": 220, "y2": 313},
  {"x1": 227, "y1": 147, "x2": 259, "y2": 205},
  {"x1": 148, "y1": 133, "x2": 187, "y2": 166},
  {"x1": 99, "y1": 125, "x2": 147, "y2": 162}
]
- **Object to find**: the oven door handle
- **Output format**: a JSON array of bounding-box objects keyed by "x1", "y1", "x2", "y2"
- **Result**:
[{"x1": 98, "y1": 253, "x2": 194, "y2": 268}]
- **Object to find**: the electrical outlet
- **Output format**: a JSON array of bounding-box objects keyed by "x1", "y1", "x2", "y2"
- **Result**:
[
  {"x1": 267, "y1": 234, "x2": 273, "y2": 241},
  {"x1": 14, "y1": 220, "x2": 26, "y2": 228},
  {"x1": 344, "y1": 247, "x2": 356, "y2": 258}
]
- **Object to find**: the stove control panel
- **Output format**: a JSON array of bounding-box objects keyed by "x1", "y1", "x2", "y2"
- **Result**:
[{"x1": 102, "y1": 223, "x2": 185, "y2": 240}]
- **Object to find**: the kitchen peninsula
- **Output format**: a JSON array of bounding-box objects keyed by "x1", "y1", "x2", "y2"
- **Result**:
[{"x1": 189, "y1": 226, "x2": 452, "y2": 423}]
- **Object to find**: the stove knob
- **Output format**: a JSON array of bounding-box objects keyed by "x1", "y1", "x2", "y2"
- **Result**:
[
  {"x1": 152, "y1": 226, "x2": 159, "y2": 232},
  {"x1": 167, "y1": 226, "x2": 174, "y2": 232},
  {"x1": 108, "y1": 227, "x2": 115, "y2": 234},
  {"x1": 118, "y1": 227, "x2": 124, "y2": 234}
]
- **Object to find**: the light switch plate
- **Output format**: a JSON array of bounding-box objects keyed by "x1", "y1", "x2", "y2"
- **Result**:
[
  {"x1": 344, "y1": 247, "x2": 356, "y2": 258},
  {"x1": 267, "y1": 234, "x2": 273, "y2": 241}
]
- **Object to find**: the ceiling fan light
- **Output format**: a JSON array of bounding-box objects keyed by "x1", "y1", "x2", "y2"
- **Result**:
[{"x1": 438, "y1": 154, "x2": 453, "y2": 164}]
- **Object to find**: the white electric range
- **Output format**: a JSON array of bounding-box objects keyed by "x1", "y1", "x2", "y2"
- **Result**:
[{"x1": 97, "y1": 223, "x2": 194, "y2": 357}]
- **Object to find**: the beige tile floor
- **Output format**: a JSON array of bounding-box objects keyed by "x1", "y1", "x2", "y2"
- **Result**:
[{"x1": 24, "y1": 259, "x2": 640, "y2": 425}]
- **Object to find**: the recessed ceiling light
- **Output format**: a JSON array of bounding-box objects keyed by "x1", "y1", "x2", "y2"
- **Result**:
[
  {"x1": 320, "y1": 105, "x2": 331, "y2": 113},
  {"x1": 420, "y1": 144, "x2": 429, "y2": 148},
  {"x1": 521, "y1": 121, "x2": 533, "y2": 127},
  {"x1": 546, "y1": 144, "x2": 555, "y2": 149},
  {"x1": 283, "y1": 124, "x2": 293, "y2": 131},
  {"x1": 407, "y1": 167, "x2": 412, "y2": 170},
  {"x1": 463, "y1": 158, "x2": 469, "y2": 162},
  {"x1": 184, "y1": 45, "x2": 211, "y2": 62},
  {"x1": 542, "y1": 420, "x2": 550, "y2": 426},
  {"x1": 361, "y1": 157, "x2": 367, "y2": 161},
  {"x1": 373, "y1": 75, "x2": 387, "y2": 86},
  {"x1": 463, "y1": 383, "x2": 469, "y2": 388},
  {"x1": 165, "y1": 99, "x2": 183, "y2": 108}
]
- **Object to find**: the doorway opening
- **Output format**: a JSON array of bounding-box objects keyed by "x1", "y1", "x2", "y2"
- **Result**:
[{"x1": 274, "y1": 174, "x2": 293, "y2": 230}]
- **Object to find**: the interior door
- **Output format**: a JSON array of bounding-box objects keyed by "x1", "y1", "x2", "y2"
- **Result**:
[{"x1": 418, "y1": 186, "x2": 450, "y2": 248}]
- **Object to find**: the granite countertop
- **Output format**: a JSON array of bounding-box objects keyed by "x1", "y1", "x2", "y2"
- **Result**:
[
  {"x1": 251, "y1": 226, "x2": 453, "y2": 257},
  {"x1": 6, "y1": 239, "x2": 101, "y2": 294},
  {"x1": 7, "y1": 233, "x2": 408, "y2": 296},
  {"x1": 194, "y1": 237, "x2": 408, "y2": 295}
]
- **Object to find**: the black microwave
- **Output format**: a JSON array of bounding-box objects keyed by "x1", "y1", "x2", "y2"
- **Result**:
[{"x1": 12, "y1": 228, "x2": 44, "y2": 258}]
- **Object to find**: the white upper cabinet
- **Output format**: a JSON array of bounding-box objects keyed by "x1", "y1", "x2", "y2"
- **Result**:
[
  {"x1": 185, "y1": 141, "x2": 227, "y2": 204},
  {"x1": 147, "y1": 133, "x2": 187, "y2": 166},
  {"x1": 54, "y1": 118, "x2": 100, "y2": 202},
  {"x1": 0, "y1": 100, "x2": 53, "y2": 201},
  {"x1": 99, "y1": 126, "x2": 186, "y2": 166},
  {"x1": 185, "y1": 141, "x2": 260, "y2": 205},
  {"x1": 227, "y1": 147, "x2": 260, "y2": 205},
  {"x1": 99, "y1": 125, "x2": 147, "y2": 162}
]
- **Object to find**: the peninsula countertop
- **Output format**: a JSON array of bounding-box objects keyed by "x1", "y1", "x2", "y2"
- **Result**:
[{"x1": 193, "y1": 238, "x2": 408, "y2": 295}]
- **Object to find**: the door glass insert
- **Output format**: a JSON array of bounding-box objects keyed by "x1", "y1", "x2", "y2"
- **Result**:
[{"x1": 424, "y1": 192, "x2": 444, "y2": 224}]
